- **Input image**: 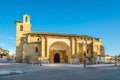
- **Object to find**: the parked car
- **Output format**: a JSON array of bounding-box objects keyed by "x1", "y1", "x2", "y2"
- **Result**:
[
  {"x1": 105, "y1": 62, "x2": 114, "y2": 64},
  {"x1": 0, "y1": 58, "x2": 14, "y2": 63}
]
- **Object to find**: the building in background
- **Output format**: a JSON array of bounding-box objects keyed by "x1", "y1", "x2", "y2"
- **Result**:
[
  {"x1": 15, "y1": 14, "x2": 105, "y2": 64},
  {"x1": 0, "y1": 48, "x2": 9, "y2": 59},
  {"x1": 105, "y1": 55, "x2": 120, "y2": 64},
  {"x1": 9, "y1": 54, "x2": 16, "y2": 59},
  {"x1": 97, "y1": 55, "x2": 105, "y2": 64}
]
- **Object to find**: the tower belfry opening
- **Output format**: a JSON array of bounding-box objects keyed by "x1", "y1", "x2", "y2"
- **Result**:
[
  {"x1": 25, "y1": 16, "x2": 28, "y2": 23},
  {"x1": 23, "y1": 14, "x2": 30, "y2": 24}
]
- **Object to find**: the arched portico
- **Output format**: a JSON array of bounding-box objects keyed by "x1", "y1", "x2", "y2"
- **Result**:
[{"x1": 49, "y1": 41, "x2": 71, "y2": 63}]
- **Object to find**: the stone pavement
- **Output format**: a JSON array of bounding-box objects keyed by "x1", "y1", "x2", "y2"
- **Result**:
[{"x1": 0, "y1": 63, "x2": 119, "y2": 76}]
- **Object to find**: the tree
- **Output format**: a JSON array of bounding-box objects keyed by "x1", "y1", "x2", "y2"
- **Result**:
[
  {"x1": 118, "y1": 54, "x2": 120, "y2": 57},
  {"x1": 0, "y1": 53, "x2": 7, "y2": 58}
]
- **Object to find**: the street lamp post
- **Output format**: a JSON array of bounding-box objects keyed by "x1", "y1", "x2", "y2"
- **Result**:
[
  {"x1": 84, "y1": 52, "x2": 86, "y2": 68},
  {"x1": 38, "y1": 53, "x2": 42, "y2": 66},
  {"x1": 40, "y1": 53, "x2": 42, "y2": 66},
  {"x1": 115, "y1": 56, "x2": 117, "y2": 67}
]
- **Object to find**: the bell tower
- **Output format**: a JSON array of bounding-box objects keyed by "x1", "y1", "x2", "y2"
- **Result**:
[{"x1": 15, "y1": 14, "x2": 32, "y2": 63}]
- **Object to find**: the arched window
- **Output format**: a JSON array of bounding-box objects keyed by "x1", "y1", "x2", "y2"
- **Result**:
[
  {"x1": 95, "y1": 45, "x2": 99, "y2": 50},
  {"x1": 37, "y1": 38, "x2": 39, "y2": 41},
  {"x1": 97, "y1": 45, "x2": 99, "y2": 50},
  {"x1": 20, "y1": 25, "x2": 23, "y2": 31},
  {"x1": 36, "y1": 47, "x2": 38, "y2": 53},
  {"x1": 87, "y1": 49, "x2": 89, "y2": 53},
  {"x1": 25, "y1": 16, "x2": 28, "y2": 22}
]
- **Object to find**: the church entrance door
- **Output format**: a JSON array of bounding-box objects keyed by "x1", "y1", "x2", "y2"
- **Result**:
[{"x1": 54, "y1": 53, "x2": 60, "y2": 63}]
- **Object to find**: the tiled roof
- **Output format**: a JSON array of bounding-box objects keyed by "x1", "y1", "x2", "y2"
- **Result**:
[{"x1": 24, "y1": 31, "x2": 100, "y2": 39}]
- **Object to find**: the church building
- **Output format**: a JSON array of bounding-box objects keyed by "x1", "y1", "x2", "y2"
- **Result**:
[{"x1": 15, "y1": 14, "x2": 105, "y2": 64}]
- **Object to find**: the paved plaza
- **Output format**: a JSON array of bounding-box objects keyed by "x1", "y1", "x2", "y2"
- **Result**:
[{"x1": 0, "y1": 63, "x2": 120, "y2": 80}]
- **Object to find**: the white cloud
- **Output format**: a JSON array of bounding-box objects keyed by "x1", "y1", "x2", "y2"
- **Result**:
[
  {"x1": 0, "y1": 35, "x2": 15, "y2": 40},
  {"x1": 9, "y1": 48, "x2": 16, "y2": 55},
  {"x1": 0, "y1": 42, "x2": 15, "y2": 55},
  {"x1": 8, "y1": 36, "x2": 15, "y2": 40},
  {"x1": 0, "y1": 43, "x2": 8, "y2": 47},
  {"x1": 0, "y1": 35, "x2": 16, "y2": 55}
]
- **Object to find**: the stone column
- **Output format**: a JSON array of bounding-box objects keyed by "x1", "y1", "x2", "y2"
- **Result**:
[
  {"x1": 71, "y1": 38, "x2": 75, "y2": 55},
  {"x1": 76, "y1": 39, "x2": 79, "y2": 55},
  {"x1": 46, "y1": 38, "x2": 50, "y2": 61},
  {"x1": 75, "y1": 38, "x2": 77, "y2": 54},
  {"x1": 41, "y1": 36, "x2": 50, "y2": 64},
  {"x1": 41, "y1": 36, "x2": 45, "y2": 57},
  {"x1": 71, "y1": 38, "x2": 79, "y2": 64},
  {"x1": 45, "y1": 37, "x2": 47, "y2": 57}
]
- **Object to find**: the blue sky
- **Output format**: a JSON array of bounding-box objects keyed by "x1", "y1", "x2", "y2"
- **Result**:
[{"x1": 0, "y1": 0, "x2": 120, "y2": 56}]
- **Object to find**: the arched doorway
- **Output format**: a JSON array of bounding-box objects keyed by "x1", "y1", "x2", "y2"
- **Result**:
[
  {"x1": 49, "y1": 41, "x2": 71, "y2": 63},
  {"x1": 54, "y1": 53, "x2": 60, "y2": 63}
]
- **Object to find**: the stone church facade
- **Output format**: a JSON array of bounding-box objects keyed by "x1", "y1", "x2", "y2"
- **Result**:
[{"x1": 15, "y1": 14, "x2": 105, "y2": 64}]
